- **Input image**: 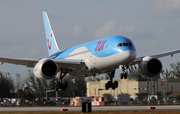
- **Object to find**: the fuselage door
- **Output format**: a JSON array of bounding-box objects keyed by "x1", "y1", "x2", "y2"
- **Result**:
[
  {"x1": 105, "y1": 41, "x2": 111, "y2": 54},
  {"x1": 90, "y1": 45, "x2": 94, "y2": 58},
  {"x1": 63, "y1": 52, "x2": 68, "y2": 59}
]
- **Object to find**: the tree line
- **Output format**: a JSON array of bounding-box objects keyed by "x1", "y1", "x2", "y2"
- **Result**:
[
  {"x1": 0, "y1": 72, "x2": 15, "y2": 98},
  {"x1": 161, "y1": 62, "x2": 180, "y2": 79},
  {"x1": 0, "y1": 71, "x2": 87, "y2": 99}
]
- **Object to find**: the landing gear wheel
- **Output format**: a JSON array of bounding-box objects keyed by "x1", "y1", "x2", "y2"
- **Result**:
[
  {"x1": 124, "y1": 73, "x2": 127, "y2": 79},
  {"x1": 112, "y1": 83, "x2": 116, "y2": 90},
  {"x1": 61, "y1": 82, "x2": 68, "y2": 91},
  {"x1": 120, "y1": 74, "x2": 124, "y2": 79},
  {"x1": 55, "y1": 69, "x2": 70, "y2": 91},
  {"x1": 114, "y1": 81, "x2": 118, "y2": 88},
  {"x1": 64, "y1": 82, "x2": 68, "y2": 90},
  {"x1": 121, "y1": 65, "x2": 128, "y2": 79},
  {"x1": 105, "y1": 83, "x2": 110, "y2": 90},
  {"x1": 61, "y1": 86, "x2": 66, "y2": 91},
  {"x1": 107, "y1": 81, "x2": 112, "y2": 87},
  {"x1": 57, "y1": 82, "x2": 61, "y2": 89},
  {"x1": 120, "y1": 73, "x2": 127, "y2": 79},
  {"x1": 105, "y1": 70, "x2": 119, "y2": 90}
]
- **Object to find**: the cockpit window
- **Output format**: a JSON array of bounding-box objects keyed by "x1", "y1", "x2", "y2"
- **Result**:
[
  {"x1": 117, "y1": 43, "x2": 122, "y2": 47},
  {"x1": 123, "y1": 43, "x2": 128, "y2": 46},
  {"x1": 128, "y1": 43, "x2": 134, "y2": 46},
  {"x1": 117, "y1": 43, "x2": 134, "y2": 47}
]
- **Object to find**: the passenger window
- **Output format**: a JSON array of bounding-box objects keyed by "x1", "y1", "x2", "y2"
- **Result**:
[
  {"x1": 123, "y1": 43, "x2": 128, "y2": 46},
  {"x1": 117, "y1": 43, "x2": 122, "y2": 47}
]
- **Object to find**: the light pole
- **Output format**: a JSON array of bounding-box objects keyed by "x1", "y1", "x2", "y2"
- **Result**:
[
  {"x1": 46, "y1": 90, "x2": 56, "y2": 103},
  {"x1": 164, "y1": 80, "x2": 166, "y2": 99}
]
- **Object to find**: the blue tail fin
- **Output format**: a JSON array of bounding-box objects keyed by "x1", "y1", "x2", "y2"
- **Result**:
[{"x1": 42, "y1": 11, "x2": 60, "y2": 56}]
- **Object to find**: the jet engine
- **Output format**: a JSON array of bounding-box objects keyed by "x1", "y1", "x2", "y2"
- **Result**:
[
  {"x1": 34, "y1": 58, "x2": 58, "y2": 80},
  {"x1": 138, "y1": 56, "x2": 162, "y2": 78}
]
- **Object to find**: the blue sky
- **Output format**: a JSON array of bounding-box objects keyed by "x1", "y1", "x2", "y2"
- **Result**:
[{"x1": 0, "y1": 0, "x2": 180, "y2": 84}]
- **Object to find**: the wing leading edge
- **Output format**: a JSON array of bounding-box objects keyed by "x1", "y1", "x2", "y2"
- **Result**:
[
  {"x1": 0, "y1": 56, "x2": 84, "y2": 69},
  {"x1": 130, "y1": 49, "x2": 180, "y2": 65}
]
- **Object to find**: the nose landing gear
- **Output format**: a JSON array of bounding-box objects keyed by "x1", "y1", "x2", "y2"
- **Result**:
[
  {"x1": 120, "y1": 72, "x2": 127, "y2": 79},
  {"x1": 120, "y1": 65, "x2": 128, "y2": 79}
]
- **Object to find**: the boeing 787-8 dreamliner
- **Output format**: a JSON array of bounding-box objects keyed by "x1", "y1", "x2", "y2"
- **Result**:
[{"x1": 0, "y1": 11, "x2": 180, "y2": 91}]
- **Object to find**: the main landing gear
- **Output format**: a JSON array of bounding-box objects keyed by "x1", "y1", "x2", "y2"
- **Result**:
[
  {"x1": 105, "y1": 66, "x2": 129, "y2": 90},
  {"x1": 55, "y1": 69, "x2": 70, "y2": 91},
  {"x1": 105, "y1": 70, "x2": 118, "y2": 90}
]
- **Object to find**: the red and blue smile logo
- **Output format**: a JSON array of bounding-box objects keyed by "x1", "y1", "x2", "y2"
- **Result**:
[
  {"x1": 95, "y1": 40, "x2": 107, "y2": 52},
  {"x1": 47, "y1": 34, "x2": 52, "y2": 50}
]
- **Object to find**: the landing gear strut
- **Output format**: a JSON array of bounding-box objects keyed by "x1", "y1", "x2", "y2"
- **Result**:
[
  {"x1": 105, "y1": 70, "x2": 118, "y2": 90},
  {"x1": 120, "y1": 65, "x2": 128, "y2": 79},
  {"x1": 55, "y1": 69, "x2": 70, "y2": 91}
]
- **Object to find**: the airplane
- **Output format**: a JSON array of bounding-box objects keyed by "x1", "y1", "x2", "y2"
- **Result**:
[{"x1": 1, "y1": 11, "x2": 180, "y2": 91}]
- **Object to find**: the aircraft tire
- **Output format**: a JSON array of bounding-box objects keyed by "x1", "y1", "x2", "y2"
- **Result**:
[
  {"x1": 61, "y1": 82, "x2": 68, "y2": 91},
  {"x1": 112, "y1": 83, "x2": 116, "y2": 90},
  {"x1": 120, "y1": 73, "x2": 124, "y2": 79},
  {"x1": 61, "y1": 84, "x2": 66, "y2": 91},
  {"x1": 124, "y1": 73, "x2": 127, "y2": 79},
  {"x1": 105, "y1": 83, "x2": 110, "y2": 90},
  {"x1": 114, "y1": 81, "x2": 118, "y2": 88},
  {"x1": 107, "y1": 81, "x2": 112, "y2": 87},
  {"x1": 58, "y1": 82, "x2": 61, "y2": 88},
  {"x1": 64, "y1": 82, "x2": 68, "y2": 89}
]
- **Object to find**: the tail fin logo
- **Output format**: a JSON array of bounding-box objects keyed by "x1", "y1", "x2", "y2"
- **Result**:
[{"x1": 47, "y1": 34, "x2": 52, "y2": 50}]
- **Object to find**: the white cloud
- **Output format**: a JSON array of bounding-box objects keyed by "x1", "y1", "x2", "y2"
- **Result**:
[
  {"x1": 151, "y1": 0, "x2": 180, "y2": 13},
  {"x1": 120, "y1": 26, "x2": 135, "y2": 32},
  {"x1": 94, "y1": 20, "x2": 117, "y2": 39},
  {"x1": 93, "y1": 20, "x2": 138, "y2": 39},
  {"x1": 28, "y1": 48, "x2": 38, "y2": 55},
  {"x1": 6, "y1": 45, "x2": 22, "y2": 54},
  {"x1": 158, "y1": 27, "x2": 165, "y2": 32},
  {"x1": 73, "y1": 24, "x2": 82, "y2": 37}
]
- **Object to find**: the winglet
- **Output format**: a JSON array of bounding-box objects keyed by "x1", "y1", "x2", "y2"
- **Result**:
[{"x1": 42, "y1": 11, "x2": 60, "y2": 56}]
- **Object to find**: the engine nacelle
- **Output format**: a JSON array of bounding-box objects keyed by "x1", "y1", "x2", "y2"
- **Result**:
[
  {"x1": 138, "y1": 56, "x2": 162, "y2": 78},
  {"x1": 34, "y1": 58, "x2": 58, "y2": 80}
]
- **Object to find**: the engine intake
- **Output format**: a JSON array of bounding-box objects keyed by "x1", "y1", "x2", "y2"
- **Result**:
[
  {"x1": 34, "y1": 58, "x2": 58, "y2": 80},
  {"x1": 138, "y1": 57, "x2": 162, "y2": 78}
]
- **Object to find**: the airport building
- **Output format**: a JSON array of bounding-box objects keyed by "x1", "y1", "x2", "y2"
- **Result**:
[{"x1": 86, "y1": 78, "x2": 180, "y2": 97}]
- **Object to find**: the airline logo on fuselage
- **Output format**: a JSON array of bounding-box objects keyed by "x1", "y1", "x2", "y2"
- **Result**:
[{"x1": 95, "y1": 40, "x2": 107, "y2": 52}]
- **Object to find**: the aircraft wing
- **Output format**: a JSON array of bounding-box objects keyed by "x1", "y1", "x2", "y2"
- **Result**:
[
  {"x1": 130, "y1": 49, "x2": 180, "y2": 65},
  {"x1": 0, "y1": 56, "x2": 84, "y2": 69},
  {"x1": 52, "y1": 59, "x2": 84, "y2": 69}
]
